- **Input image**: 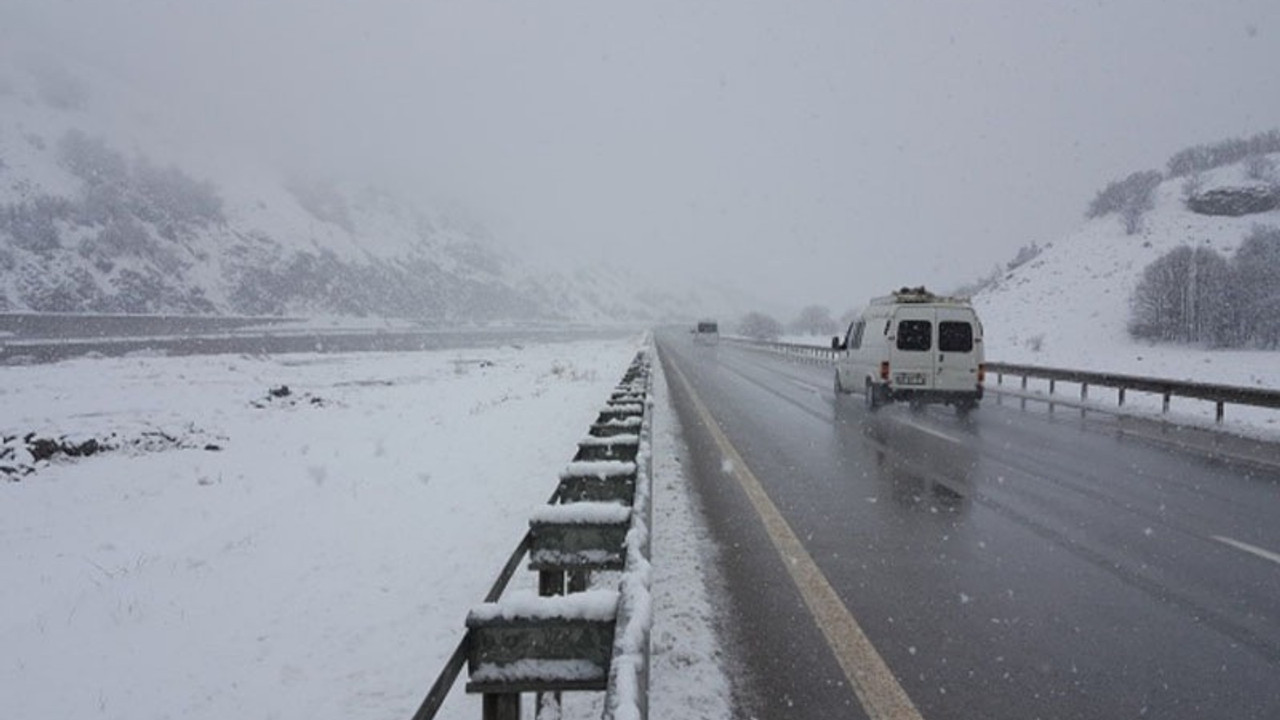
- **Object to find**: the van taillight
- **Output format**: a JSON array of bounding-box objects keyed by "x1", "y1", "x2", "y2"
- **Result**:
[
  {"x1": 880, "y1": 361, "x2": 890, "y2": 381},
  {"x1": 978, "y1": 363, "x2": 986, "y2": 383}
]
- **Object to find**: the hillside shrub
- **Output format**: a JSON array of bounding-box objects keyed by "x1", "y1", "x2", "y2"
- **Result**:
[
  {"x1": 1, "y1": 195, "x2": 73, "y2": 257},
  {"x1": 1085, "y1": 170, "x2": 1162, "y2": 234},
  {"x1": 17, "y1": 267, "x2": 105, "y2": 312},
  {"x1": 1006, "y1": 242, "x2": 1042, "y2": 270},
  {"x1": 133, "y1": 159, "x2": 224, "y2": 227},
  {"x1": 58, "y1": 130, "x2": 224, "y2": 230},
  {"x1": 1166, "y1": 129, "x2": 1280, "y2": 178}
]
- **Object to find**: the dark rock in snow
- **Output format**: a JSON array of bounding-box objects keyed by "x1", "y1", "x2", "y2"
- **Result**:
[
  {"x1": 1, "y1": 426, "x2": 226, "y2": 477},
  {"x1": 27, "y1": 436, "x2": 61, "y2": 462},
  {"x1": 62, "y1": 438, "x2": 101, "y2": 457},
  {"x1": 1186, "y1": 186, "x2": 1280, "y2": 216},
  {"x1": 252, "y1": 385, "x2": 330, "y2": 409}
]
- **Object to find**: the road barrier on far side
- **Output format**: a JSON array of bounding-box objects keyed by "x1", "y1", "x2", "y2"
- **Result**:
[
  {"x1": 410, "y1": 348, "x2": 654, "y2": 720},
  {"x1": 722, "y1": 336, "x2": 1280, "y2": 427}
]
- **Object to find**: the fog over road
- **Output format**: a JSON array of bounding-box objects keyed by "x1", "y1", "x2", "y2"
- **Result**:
[{"x1": 657, "y1": 329, "x2": 1280, "y2": 720}]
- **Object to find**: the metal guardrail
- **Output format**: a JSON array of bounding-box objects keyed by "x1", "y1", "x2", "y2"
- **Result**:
[
  {"x1": 986, "y1": 362, "x2": 1280, "y2": 422},
  {"x1": 723, "y1": 336, "x2": 1280, "y2": 425},
  {"x1": 721, "y1": 336, "x2": 838, "y2": 363},
  {"x1": 410, "y1": 347, "x2": 654, "y2": 720}
]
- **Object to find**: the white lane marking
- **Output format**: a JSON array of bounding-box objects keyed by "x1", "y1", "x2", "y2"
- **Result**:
[
  {"x1": 1212, "y1": 535, "x2": 1280, "y2": 566},
  {"x1": 668, "y1": 359, "x2": 923, "y2": 720},
  {"x1": 788, "y1": 377, "x2": 825, "y2": 396},
  {"x1": 897, "y1": 419, "x2": 961, "y2": 445}
]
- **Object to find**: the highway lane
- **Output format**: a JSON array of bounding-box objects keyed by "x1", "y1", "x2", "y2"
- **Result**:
[{"x1": 656, "y1": 329, "x2": 1280, "y2": 720}]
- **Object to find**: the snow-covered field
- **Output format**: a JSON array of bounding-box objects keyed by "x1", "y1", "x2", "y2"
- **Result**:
[{"x1": 0, "y1": 338, "x2": 732, "y2": 720}]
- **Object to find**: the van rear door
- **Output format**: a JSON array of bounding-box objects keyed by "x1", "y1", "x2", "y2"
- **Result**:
[
  {"x1": 888, "y1": 306, "x2": 936, "y2": 389},
  {"x1": 934, "y1": 307, "x2": 979, "y2": 392}
]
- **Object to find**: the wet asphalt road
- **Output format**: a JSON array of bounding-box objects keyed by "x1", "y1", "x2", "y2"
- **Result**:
[{"x1": 657, "y1": 329, "x2": 1280, "y2": 720}]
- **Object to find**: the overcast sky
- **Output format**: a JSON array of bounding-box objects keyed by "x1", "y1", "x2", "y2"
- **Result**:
[{"x1": 3, "y1": 0, "x2": 1279, "y2": 316}]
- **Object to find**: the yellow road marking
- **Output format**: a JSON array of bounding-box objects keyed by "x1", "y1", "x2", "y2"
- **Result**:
[{"x1": 668, "y1": 358, "x2": 923, "y2": 720}]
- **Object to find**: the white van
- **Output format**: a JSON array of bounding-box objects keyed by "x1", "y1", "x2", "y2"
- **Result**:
[{"x1": 832, "y1": 288, "x2": 984, "y2": 415}]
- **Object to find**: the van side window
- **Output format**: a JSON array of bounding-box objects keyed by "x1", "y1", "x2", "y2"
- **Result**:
[
  {"x1": 896, "y1": 320, "x2": 931, "y2": 351},
  {"x1": 848, "y1": 320, "x2": 865, "y2": 349},
  {"x1": 939, "y1": 321, "x2": 973, "y2": 352}
]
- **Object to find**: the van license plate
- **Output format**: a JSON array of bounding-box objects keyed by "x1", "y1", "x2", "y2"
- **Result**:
[{"x1": 894, "y1": 372, "x2": 927, "y2": 386}]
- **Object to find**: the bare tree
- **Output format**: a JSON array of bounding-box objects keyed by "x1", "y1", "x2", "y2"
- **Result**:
[
  {"x1": 1130, "y1": 245, "x2": 1232, "y2": 344},
  {"x1": 1233, "y1": 225, "x2": 1280, "y2": 348},
  {"x1": 738, "y1": 311, "x2": 783, "y2": 341},
  {"x1": 789, "y1": 305, "x2": 837, "y2": 335}
]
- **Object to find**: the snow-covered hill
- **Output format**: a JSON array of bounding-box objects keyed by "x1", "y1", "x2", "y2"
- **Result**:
[
  {"x1": 973, "y1": 154, "x2": 1280, "y2": 388},
  {"x1": 0, "y1": 54, "x2": 745, "y2": 323}
]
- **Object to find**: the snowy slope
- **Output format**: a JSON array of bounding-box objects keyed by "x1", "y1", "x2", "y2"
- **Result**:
[
  {"x1": 973, "y1": 155, "x2": 1280, "y2": 389},
  {"x1": 0, "y1": 52, "x2": 753, "y2": 323}
]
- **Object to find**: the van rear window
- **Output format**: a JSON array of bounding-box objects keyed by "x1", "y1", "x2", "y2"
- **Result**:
[
  {"x1": 939, "y1": 321, "x2": 973, "y2": 352},
  {"x1": 896, "y1": 320, "x2": 931, "y2": 351}
]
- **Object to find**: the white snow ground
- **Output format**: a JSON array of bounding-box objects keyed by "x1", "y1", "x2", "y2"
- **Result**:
[{"x1": 0, "y1": 338, "x2": 733, "y2": 720}]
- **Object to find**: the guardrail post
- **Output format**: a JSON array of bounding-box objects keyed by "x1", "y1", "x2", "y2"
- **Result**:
[
  {"x1": 1118, "y1": 387, "x2": 1126, "y2": 407},
  {"x1": 1080, "y1": 383, "x2": 1088, "y2": 418},
  {"x1": 1162, "y1": 391, "x2": 1171, "y2": 414},
  {"x1": 536, "y1": 510, "x2": 566, "y2": 718},
  {"x1": 1216, "y1": 401, "x2": 1225, "y2": 424},
  {"x1": 540, "y1": 571, "x2": 565, "y2": 597},
  {"x1": 1020, "y1": 375, "x2": 1028, "y2": 410},
  {"x1": 1048, "y1": 379, "x2": 1056, "y2": 414},
  {"x1": 483, "y1": 693, "x2": 520, "y2": 720}
]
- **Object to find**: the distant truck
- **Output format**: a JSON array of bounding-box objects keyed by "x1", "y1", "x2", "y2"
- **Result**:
[
  {"x1": 693, "y1": 320, "x2": 720, "y2": 345},
  {"x1": 832, "y1": 287, "x2": 984, "y2": 415}
]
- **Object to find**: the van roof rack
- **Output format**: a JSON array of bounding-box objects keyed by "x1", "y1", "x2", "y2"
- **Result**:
[{"x1": 869, "y1": 286, "x2": 970, "y2": 306}]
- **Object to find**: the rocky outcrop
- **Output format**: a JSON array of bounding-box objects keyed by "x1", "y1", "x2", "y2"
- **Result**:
[{"x1": 1186, "y1": 185, "x2": 1280, "y2": 217}]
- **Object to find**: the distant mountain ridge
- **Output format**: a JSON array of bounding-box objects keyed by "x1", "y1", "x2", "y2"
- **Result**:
[{"x1": 0, "y1": 56, "x2": 742, "y2": 323}]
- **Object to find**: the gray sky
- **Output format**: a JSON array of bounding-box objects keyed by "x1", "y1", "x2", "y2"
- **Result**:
[{"x1": 4, "y1": 0, "x2": 1279, "y2": 317}]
